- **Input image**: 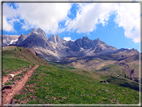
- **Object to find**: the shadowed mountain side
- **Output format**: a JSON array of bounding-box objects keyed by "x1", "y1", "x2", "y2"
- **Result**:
[{"x1": 3, "y1": 28, "x2": 123, "y2": 62}]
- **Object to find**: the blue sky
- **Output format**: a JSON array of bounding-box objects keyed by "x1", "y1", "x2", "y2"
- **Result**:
[{"x1": 2, "y1": 3, "x2": 141, "y2": 52}]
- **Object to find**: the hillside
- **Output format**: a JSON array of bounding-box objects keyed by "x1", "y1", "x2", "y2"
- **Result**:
[
  {"x1": 2, "y1": 46, "x2": 50, "y2": 76},
  {"x1": 11, "y1": 65, "x2": 139, "y2": 104},
  {"x1": 2, "y1": 46, "x2": 140, "y2": 104},
  {"x1": 3, "y1": 46, "x2": 50, "y2": 66},
  {"x1": 59, "y1": 52, "x2": 140, "y2": 82}
]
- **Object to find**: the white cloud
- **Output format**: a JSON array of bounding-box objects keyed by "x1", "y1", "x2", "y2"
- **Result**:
[
  {"x1": 3, "y1": 3, "x2": 18, "y2": 18},
  {"x1": 3, "y1": 16, "x2": 14, "y2": 32},
  {"x1": 114, "y1": 3, "x2": 140, "y2": 43},
  {"x1": 16, "y1": 3, "x2": 71, "y2": 34},
  {"x1": 63, "y1": 37, "x2": 72, "y2": 41},
  {"x1": 3, "y1": 3, "x2": 71, "y2": 34},
  {"x1": 2, "y1": 2, "x2": 141, "y2": 43},
  {"x1": 3, "y1": 3, "x2": 18, "y2": 32},
  {"x1": 66, "y1": 3, "x2": 118, "y2": 33},
  {"x1": 66, "y1": 3, "x2": 140, "y2": 43}
]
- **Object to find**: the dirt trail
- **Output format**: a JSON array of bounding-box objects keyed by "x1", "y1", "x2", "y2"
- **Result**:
[
  {"x1": 2, "y1": 65, "x2": 39, "y2": 105},
  {"x1": 2, "y1": 65, "x2": 32, "y2": 84}
]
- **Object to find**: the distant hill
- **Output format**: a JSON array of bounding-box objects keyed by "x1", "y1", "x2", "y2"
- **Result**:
[{"x1": 59, "y1": 50, "x2": 140, "y2": 81}]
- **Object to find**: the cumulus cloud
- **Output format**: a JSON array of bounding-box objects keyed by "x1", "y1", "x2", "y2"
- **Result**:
[
  {"x1": 2, "y1": 2, "x2": 141, "y2": 43},
  {"x1": 63, "y1": 37, "x2": 73, "y2": 41},
  {"x1": 66, "y1": 3, "x2": 118, "y2": 33},
  {"x1": 3, "y1": 16, "x2": 14, "y2": 32},
  {"x1": 114, "y1": 3, "x2": 140, "y2": 43},
  {"x1": 3, "y1": 3, "x2": 71, "y2": 34},
  {"x1": 17, "y1": 3, "x2": 71, "y2": 33},
  {"x1": 3, "y1": 3, "x2": 18, "y2": 32},
  {"x1": 66, "y1": 3, "x2": 140, "y2": 43}
]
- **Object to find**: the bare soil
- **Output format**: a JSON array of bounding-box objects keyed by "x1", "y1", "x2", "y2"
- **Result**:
[
  {"x1": 2, "y1": 65, "x2": 39, "y2": 105},
  {"x1": 2, "y1": 65, "x2": 32, "y2": 84}
]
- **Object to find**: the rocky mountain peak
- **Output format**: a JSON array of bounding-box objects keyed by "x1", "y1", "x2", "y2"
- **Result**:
[
  {"x1": 97, "y1": 38, "x2": 100, "y2": 41},
  {"x1": 30, "y1": 28, "x2": 46, "y2": 36},
  {"x1": 93, "y1": 38, "x2": 102, "y2": 45},
  {"x1": 129, "y1": 48, "x2": 139, "y2": 54},
  {"x1": 56, "y1": 35, "x2": 62, "y2": 42},
  {"x1": 15, "y1": 33, "x2": 28, "y2": 45},
  {"x1": 31, "y1": 28, "x2": 45, "y2": 34},
  {"x1": 49, "y1": 34, "x2": 63, "y2": 43},
  {"x1": 131, "y1": 48, "x2": 137, "y2": 51},
  {"x1": 5, "y1": 28, "x2": 138, "y2": 62},
  {"x1": 17, "y1": 33, "x2": 25, "y2": 40},
  {"x1": 29, "y1": 28, "x2": 47, "y2": 40},
  {"x1": 48, "y1": 34, "x2": 57, "y2": 43},
  {"x1": 82, "y1": 36, "x2": 90, "y2": 40},
  {"x1": 20, "y1": 33, "x2": 24, "y2": 37}
]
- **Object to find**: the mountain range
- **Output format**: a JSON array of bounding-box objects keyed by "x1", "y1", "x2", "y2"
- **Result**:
[
  {"x1": 3, "y1": 28, "x2": 140, "y2": 82},
  {"x1": 3, "y1": 28, "x2": 139, "y2": 62}
]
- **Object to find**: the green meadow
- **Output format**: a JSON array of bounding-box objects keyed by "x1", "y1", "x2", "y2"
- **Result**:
[{"x1": 3, "y1": 46, "x2": 140, "y2": 104}]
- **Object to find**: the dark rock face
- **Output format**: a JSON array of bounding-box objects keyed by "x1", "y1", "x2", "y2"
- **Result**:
[
  {"x1": 3, "y1": 28, "x2": 139, "y2": 62},
  {"x1": 112, "y1": 48, "x2": 139, "y2": 56},
  {"x1": 48, "y1": 35, "x2": 56, "y2": 43},
  {"x1": 17, "y1": 28, "x2": 48, "y2": 49},
  {"x1": 66, "y1": 41, "x2": 80, "y2": 52},
  {"x1": 94, "y1": 46, "x2": 103, "y2": 53},
  {"x1": 48, "y1": 34, "x2": 64, "y2": 43},
  {"x1": 93, "y1": 38, "x2": 106, "y2": 45},
  {"x1": 19, "y1": 34, "x2": 48, "y2": 48},
  {"x1": 75, "y1": 36, "x2": 94, "y2": 49},
  {"x1": 16, "y1": 33, "x2": 28, "y2": 45}
]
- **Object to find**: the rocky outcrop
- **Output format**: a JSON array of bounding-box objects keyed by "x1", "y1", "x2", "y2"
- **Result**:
[
  {"x1": 3, "y1": 35, "x2": 19, "y2": 47},
  {"x1": 3, "y1": 28, "x2": 139, "y2": 62}
]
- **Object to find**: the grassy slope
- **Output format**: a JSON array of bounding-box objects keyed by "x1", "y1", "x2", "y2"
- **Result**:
[
  {"x1": 2, "y1": 46, "x2": 50, "y2": 76},
  {"x1": 3, "y1": 46, "x2": 140, "y2": 104},
  {"x1": 3, "y1": 46, "x2": 50, "y2": 66},
  {"x1": 97, "y1": 64, "x2": 127, "y2": 76},
  {"x1": 13, "y1": 65, "x2": 139, "y2": 104}
]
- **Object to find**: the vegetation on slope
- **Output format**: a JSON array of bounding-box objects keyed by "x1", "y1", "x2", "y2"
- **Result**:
[
  {"x1": 2, "y1": 46, "x2": 140, "y2": 104},
  {"x1": 2, "y1": 46, "x2": 51, "y2": 76},
  {"x1": 3, "y1": 46, "x2": 50, "y2": 66},
  {"x1": 12, "y1": 65, "x2": 139, "y2": 104}
]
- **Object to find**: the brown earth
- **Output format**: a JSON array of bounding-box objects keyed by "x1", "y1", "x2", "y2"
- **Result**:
[
  {"x1": 2, "y1": 65, "x2": 39, "y2": 105},
  {"x1": 2, "y1": 65, "x2": 32, "y2": 84}
]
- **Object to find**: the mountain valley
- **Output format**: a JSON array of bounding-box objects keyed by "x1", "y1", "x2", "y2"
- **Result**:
[
  {"x1": 1, "y1": 46, "x2": 140, "y2": 104},
  {"x1": 1, "y1": 28, "x2": 141, "y2": 104},
  {"x1": 3, "y1": 28, "x2": 140, "y2": 81}
]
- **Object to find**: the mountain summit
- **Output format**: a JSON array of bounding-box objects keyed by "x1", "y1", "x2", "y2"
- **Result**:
[
  {"x1": 29, "y1": 28, "x2": 47, "y2": 40},
  {"x1": 48, "y1": 34, "x2": 64, "y2": 43},
  {"x1": 16, "y1": 28, "x2": 48, "y2": 49},
  {"x1": 3, "y1": 28, "x2": 139, "y2": 62}
]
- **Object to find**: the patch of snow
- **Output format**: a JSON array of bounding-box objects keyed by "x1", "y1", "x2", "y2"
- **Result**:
[
  {"x1": 80, "y1": 47, "x2": 84, "y2": 50},
  {"x1": 9, "y1": 39, "x2": 18, "y2": 45}
]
